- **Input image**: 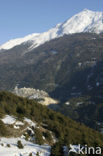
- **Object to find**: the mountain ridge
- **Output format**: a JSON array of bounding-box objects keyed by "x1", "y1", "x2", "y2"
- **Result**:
[{"x1": 0, "y1": 9, "x2": 103, "y2": 51}]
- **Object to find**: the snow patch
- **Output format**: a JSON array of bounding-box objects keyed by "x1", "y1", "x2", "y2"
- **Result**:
[
  {"x1": 15, "y1": 121, "x2": 24, "y2": 126},
  {"x1": 24, "y1": 118, "x2": 36, "y2": 128},
  {"x1": 1, "y1": 115, "x2": 16, "y2": 125},
  {"x1": 65, "y1": 102, "x2": 70, "y2": 105},
  {"x1": 76, "y1": 102, "x2": 84, "y2": 106}
]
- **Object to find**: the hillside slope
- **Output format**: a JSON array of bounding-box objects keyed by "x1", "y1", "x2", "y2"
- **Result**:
[
  {"x1": 0, "y1": 33, "x2": 103, "y2": 134},
  {"x1": 0, "y1": 33, "x2": 103, "y2": 96},
  {"x1": 0, "y1": 91, "x2": 103, "y2": 155}
]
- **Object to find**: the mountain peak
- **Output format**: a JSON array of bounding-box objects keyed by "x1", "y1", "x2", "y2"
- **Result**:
[
  {"x1": 82, "y1": 8, "x2": 93, "y2": 12},
  {"x1": 0, "y1": 9, "x2": 103, "y2": 51},
  {"x1": 56, "y1": 9, "x2": 103, "y2": 35}
]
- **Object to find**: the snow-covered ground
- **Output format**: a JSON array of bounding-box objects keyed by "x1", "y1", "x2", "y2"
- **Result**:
[
  {"x1": 0, "y1": 138, "x2": 51, "y2": 156},
  {"x1": 0, "y1": 115, "x2": 51, "y2": 156}
]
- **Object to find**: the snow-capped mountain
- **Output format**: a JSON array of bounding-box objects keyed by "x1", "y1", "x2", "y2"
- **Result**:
[{"x1": 0, "y1": 9, "x2": 103, "y2": 51}]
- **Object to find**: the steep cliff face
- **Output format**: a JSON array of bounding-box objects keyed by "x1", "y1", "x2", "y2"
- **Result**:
[{"x1": 12, "y1": 86, "x2": 58, "y2": 106}]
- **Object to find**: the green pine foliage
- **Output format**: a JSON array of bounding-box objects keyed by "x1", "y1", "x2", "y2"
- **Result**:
[
  {"x1": 17, "y1": 140, "x2": 24, "y2": 149},
  {"x1": 43, "y1": 131, "x2": 53, "y2": 144},
  {"x1": 29, "y1": 153, "x2": 33, "y2": 156},
  {"x1": 50, "y1": 141, "x2": 64, "y2": 156},
  {"x1": 7, "y1": 144, "x2": 10, "y2": 147},
  {"x1": 34, "y1": 128, "x2": 44, "y2": 145},
  {"x1": 0, "y1": 120, "x2": 8, "y2": 136},
  {"x1": 36, "y1": 152, "x2": 40, "y2": 156},
  {"x1": 0, "y1": 91, "x2": 103, "y2": 154}
]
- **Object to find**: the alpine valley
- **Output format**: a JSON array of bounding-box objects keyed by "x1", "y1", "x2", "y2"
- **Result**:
[{"x1": 1, "y1": 9, "x2": 103, "y2": 155}]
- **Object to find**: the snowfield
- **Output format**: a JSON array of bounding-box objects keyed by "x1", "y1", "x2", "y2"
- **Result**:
[{"x1": 0, "y1": 138, "x2": 51, "y2": 156}]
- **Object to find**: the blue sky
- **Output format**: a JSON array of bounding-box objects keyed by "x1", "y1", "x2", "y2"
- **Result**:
[{"x1": 0, "y1": 0, "x2": 103, "y2": 45}]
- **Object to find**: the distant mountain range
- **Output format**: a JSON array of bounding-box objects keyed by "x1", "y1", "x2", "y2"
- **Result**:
[{"x1": 0, "y1": 9, "x2": 103, "y2": 51}]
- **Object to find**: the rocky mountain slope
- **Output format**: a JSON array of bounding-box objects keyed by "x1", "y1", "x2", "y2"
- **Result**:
[
  {"x1": 12, "y1": 86, "x2": 58, "y2": 106},
  {"x1": 0, "y1": 33, "x2": 103, "y2": 132},
  {"x1": 0, "y1": 33, "x2": 103, "y2": 95}
]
